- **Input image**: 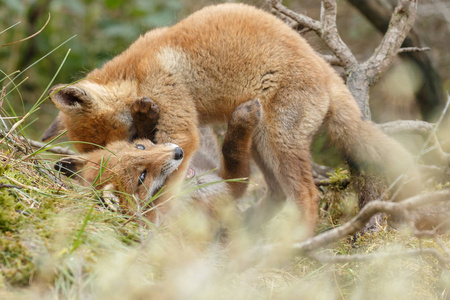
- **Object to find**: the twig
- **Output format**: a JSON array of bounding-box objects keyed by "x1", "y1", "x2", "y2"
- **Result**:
[
  {"x1": 418, "y1": 94, "x2": 450, "y2": 161},
  {"x1": 308, "y1": 248, "x2": 449, "y2": 266},
  {"x1": 310, "y1": 249, "x2": 449, "y2": 265},
  {"x1": 292, "y1": 190, "x2": 450, "y2": 254},
  {"x1": 378, "y1": 118, "x2": 450, "y2": 166},
  {"x1": 314, "y1": 178, "x2": 350, "y2": 188},
  {"x1": 4, "y1": 175, "x2": 42, "y2": 193},
  {"x1": 397, "y1": 46, "x2": 431, "y2": 53},
  {"x1": 269, "y1": 0, "x2": 321, "y2": 31},
  {"x1": 0, "y1": 183, "x2": 22, "y2": 189},
  {"x1": 18, "y1": 137, "x2": 76, "y2": 155}
]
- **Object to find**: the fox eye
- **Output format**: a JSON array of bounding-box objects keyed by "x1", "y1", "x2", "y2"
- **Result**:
[
  {"x1": 136, "y1": 144, "x2": 145, "y2": 150},
  {"x1": 138, "y1": 170, "x2": 147, "y2": 186}
]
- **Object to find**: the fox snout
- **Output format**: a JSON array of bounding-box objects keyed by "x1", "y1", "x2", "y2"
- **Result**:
[
  {"x1": 166, "y1": 143, "x2": 184, "y2": 161},
  {"x1": 174, "y1": 146, "x2": 183, "y2": 160}
]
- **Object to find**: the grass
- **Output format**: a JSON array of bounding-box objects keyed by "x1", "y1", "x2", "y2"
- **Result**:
[
  {"x1": 0, "y1": 30, "x2": 449, "y2": 300},
  {"x1": 0, "y1": 139, "x2": 448, "y2": 299}
]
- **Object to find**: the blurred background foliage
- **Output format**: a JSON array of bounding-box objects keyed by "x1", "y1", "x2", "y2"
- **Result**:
[
  {"x1": 0, "y1": 0, "x2": 186, "y2": 139},
  {"x1": 0, "y1": 0, "x2": 449, "y2": 144}
]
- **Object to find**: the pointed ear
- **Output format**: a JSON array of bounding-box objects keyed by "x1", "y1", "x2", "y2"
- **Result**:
[
  {"x1": 41, "y1": 113, "x2": 66, "y2": 142},
  {"x1": 54, "y1": 157, "x2": 86, "y2": 178},
  {"x1": 49, "y1": 84, "x2": 93, "y2": 113}
]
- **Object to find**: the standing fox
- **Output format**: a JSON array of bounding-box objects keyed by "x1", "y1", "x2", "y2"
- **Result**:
[
  {"x1": 55, "y1": 99, "x2": 261, "y2": 222},
  {"x1": 43, "y1": 3, "x2": 416, "y2": 233}
]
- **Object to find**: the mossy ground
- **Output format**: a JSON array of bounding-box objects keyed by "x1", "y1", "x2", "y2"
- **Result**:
[{"x1": 0, "y1": 143, "x2": 448, "y2": 299}]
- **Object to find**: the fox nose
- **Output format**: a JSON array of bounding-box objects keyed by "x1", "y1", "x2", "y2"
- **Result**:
[{"x1": 174, "y1": 147, "x2": 184, "y2": 160}]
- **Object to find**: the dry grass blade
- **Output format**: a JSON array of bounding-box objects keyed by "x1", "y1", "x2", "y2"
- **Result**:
[{"x1": 0, "y1": 13, "x2": 51, "y2": 48}]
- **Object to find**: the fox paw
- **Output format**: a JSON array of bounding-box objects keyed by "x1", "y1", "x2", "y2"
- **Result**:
[
  {"x1": 131, "y1": 97, "x2": 160, "y2": 124},
  {"x1": 229, "y1": 99, "x2": 261, "y2": 130}
]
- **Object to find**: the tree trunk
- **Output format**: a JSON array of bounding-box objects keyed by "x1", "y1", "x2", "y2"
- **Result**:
[{"x1": 346, "y1": 66, "x2": 371, "y2": 120}]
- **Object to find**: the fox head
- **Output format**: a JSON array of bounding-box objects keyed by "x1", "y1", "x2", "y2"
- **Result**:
[
  {"x1": 42, "y1": 81, "x2": 140, "y2": 153},
  {"x1": 55, "y1": 139, "x2": 184, "y2": 217}
]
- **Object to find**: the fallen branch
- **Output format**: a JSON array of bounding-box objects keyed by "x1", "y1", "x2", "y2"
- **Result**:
[
  {"x1": 19, "y1": 137, "x2": 76, "y2": 156},
  {"x1": 309, "y1": 248, "x2": 449, "y2": 266},
  {"x1": 292, "y1": 190, "x2": 450, "y2": 254}
]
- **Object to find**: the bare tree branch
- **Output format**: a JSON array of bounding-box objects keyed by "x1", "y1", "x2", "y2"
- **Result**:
[
  {"x1": 318, "y1": 54, "x2": 344, "y2": 66},
  {"x1": 319, "y1": 0, "x2": 357, "y2": 68},
  {"x1": 234, "y1": 190, "x2": 450, "y2": 273},
  {"x1": 397, "y1": 46, "x2": 431, "y2": 53},
  {"x1": 269, "y1": 0, "x2": 419, "y2": 120},
  {"x1": 348, "y1": 0, "x2": 445, "y2": 120},
  {"x1": 292, "y1": 190, "x2": 450, "y2": 254},
  {"x1": 365, "y1": 0, "x2": 418, "y2": 83},
  {"x1": 269, "y1": 0, "x2": 321, "y2": 31}
]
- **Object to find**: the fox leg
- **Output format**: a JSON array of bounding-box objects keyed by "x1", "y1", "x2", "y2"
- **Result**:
[
  {"x1": 247, "y1": 89, "x2": 329, "y2": 236},
  {"x1": 248, "y1": 126, "x2": 319, "y2": 236},
  {"x1": 220, "y1": 99, "x2": 261, "y2": 198},
  {"x1": 131, "y1": 97, "x2": 261, "y2": 199},
  {"x1": 151, "y1": 102, "x2": 200, "y2": 188},
  {"x1": 244, "y1": 145, "x2": 287, "y2": 228}
]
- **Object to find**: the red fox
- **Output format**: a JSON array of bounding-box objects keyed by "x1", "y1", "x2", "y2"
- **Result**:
[
  {"x1": 55, "y1": 99, "x2": 261, "y2": 222},
  {"x1": 43, "y1": 3, "x2": 417, "y2": 233}
]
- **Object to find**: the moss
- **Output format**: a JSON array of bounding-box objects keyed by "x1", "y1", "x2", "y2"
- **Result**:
[
  {"x1": 0, "y1": 139, "x2": 448, "y2": 298},
  {"x1": 0, "y1": 189, "x2": 22, "y2": 233},
  {"x1": 0, "y1": 236, "x2": 34, "y2": 286}
]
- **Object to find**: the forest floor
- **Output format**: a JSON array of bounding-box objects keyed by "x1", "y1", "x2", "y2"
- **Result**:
[{"x1": 0, "y1": 132, "x2": 448, "y2": 300}]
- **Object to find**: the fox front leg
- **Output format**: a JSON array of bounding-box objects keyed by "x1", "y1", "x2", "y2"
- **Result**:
[
  {"x1": 221, "y1": 99, "x2": 261, "y2": 198},
  {"x1": 130, "y1": 97, "x2": 161, "y2": 143}
]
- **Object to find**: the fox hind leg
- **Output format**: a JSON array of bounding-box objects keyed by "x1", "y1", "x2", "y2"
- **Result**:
[{"x1": 246, "y1": 90, "x2": 328, "y2": 236}]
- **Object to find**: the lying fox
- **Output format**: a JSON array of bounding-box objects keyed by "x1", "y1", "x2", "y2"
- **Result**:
[
  {"x1": 55, "y1": 99, "x2": 261, "y2": 222},
  {"x1": 43, "y1": 3, "x2": 417, "y2": 233}
]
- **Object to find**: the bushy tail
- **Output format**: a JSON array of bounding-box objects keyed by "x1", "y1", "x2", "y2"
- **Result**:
[{"x1": 324, "y1": 83, "x2": 416, "y2": 182}]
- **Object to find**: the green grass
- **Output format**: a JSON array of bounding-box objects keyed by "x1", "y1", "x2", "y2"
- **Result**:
[
  {"x1": 0, "y1": 27, "x2": 448, "y2": 300},
  {"x1": 0, "y1": 143, "x2": 448, "y2": 299}
]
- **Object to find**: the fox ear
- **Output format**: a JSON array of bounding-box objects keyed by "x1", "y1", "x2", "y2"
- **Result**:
[
  {"x1": 54, "y1": 157, "x2": 86, "y2": 178},
  {"x1": 41, "y1": 113, "x2": 66, "y2": 142},
  {"x1": 49, "y1": 84, "x2": 93, "y2": 114}
]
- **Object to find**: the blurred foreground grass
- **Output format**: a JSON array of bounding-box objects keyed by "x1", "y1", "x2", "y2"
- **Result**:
[{"x1": 0, "y1": 130, "x2": 448, "y2": 299}]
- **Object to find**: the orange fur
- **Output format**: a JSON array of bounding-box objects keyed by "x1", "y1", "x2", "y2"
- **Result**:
[
  {"x1": 44, "y1": 3, "x2": 417, "y2": 234},
  {"x1": 55, "y1": 99, "x2": 261, "y2": 222}
]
